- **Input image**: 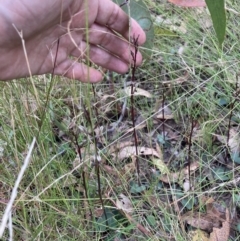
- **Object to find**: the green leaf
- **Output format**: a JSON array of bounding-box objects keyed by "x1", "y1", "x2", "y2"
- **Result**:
[
  {"x1": 146, "y1": 215, "x2": 157, "y2": 226},
  {"x1": 154, "y1": 26, "x2": 178, "y2": 37},
  {"x1": 96, "y1": 209, "x2": 117, "y2": 232},
  {"x1": 212, "y1": 167, "x2": 231, "y2": 181},
  {"x1": 233, "y1": 193, "x2": 240, "y2": 206},
  {"x1": 205, "y1": 0, "x2": 226, "y2": 47},
  {"x1": 155, "y1": 181, "x2": 163, "y2": 191},
  {"x1": 113, "y1": 0, "x2": 155, "y2": 58},
  {"x1": 162, "y1": 216, "x2": 172, "y2": 233},
  {"x1": 130, "y1": 181, "x2": 147, "y2": 193},
  {"x1": 237, "y1": 223, "x2": 240, "y2": 232},
  {"x1": 218, "y1": 97, "x2": 229, "y2": 106},
  {"x1": 97, "y1": 216, "x2": 107, "y2": 232},
  {"x1": 180, "y1": 196, "x2": 197, "y2": 210},
  {"x1": 231, "y1": 152, "x2": 240, "y2": 164},
  {"x1": 157, "y1": 134, "x2": 166, "y2": 144}
]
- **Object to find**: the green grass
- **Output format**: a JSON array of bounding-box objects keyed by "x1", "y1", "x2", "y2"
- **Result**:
[{"x1": 1, "y1": 0, "x2": 240, "y2": 240}]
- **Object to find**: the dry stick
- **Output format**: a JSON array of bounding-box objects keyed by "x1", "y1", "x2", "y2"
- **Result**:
[
  {"x1": 0, "y1": 138, "x2": 36, "y2": 238},
  {"x1": 226, "y1": 77, "x2": 240, "y2": 160},
  {"x1": 82, "y1": 103, "x2": 108, "y2": 226},
  {"x1": 162, "y1": 86, "x2": 165, "y2": 142},
  {"x1": 94, "y1": 151, "x2": 108, "y2": 227},
  {"x1": 186, "y1": 116, "x2": 195, "y2": 191},
  {"x1": 130, "y1": 36, "x2": 141, "y2": 185},
  {"x1": 8, "y1": 212, "x2": 13, "y2": 241},
  {"x1": 73, "y1": 135, "x2": 93, "y2": 220},
  {"x1": 90, "y1": 84, "x2": 109, "y2": 224},
  {"x1": 120, "y1": 0, "x2": 129, "y2": 7}
]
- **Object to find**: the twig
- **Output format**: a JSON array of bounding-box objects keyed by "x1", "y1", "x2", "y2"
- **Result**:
[
  {"x1": 73, "y1": 135, "x2": 93, "y2": 219},
  {"x1": 0, "y1": 137, "x2": 36, "y2": 238},
  {"x1": 162, "y1": 87, "x2": 165, "y2": 142},
  {"x1": 186, "y1": 116, "x2": 195, "y2": 191},
  {"x1": 130, "y1": 35, "x2": 140, "y2": 185},
  {"x1": 226, "y1": 75, "x2": 240, "y2": 161},
  {"x1": 82, "y1": 102, "x2": 108, "y2": 226},
  {"x1": 119, "y1": 0, "x2": 129, "y2": 7}
]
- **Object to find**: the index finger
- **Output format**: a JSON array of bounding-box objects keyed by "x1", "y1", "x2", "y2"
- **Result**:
[{"x1": 95, "y1": 0, "x2": 146, "y2": 45}]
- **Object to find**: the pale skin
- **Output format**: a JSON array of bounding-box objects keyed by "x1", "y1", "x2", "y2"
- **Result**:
[{"x1": 0, "y1": 0, "x2": 146, "y2": 83}]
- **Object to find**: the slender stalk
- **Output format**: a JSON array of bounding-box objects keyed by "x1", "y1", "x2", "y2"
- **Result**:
[
  {"x1": 37, "y1": 38, "x2": 60, "y2": 136},
  {"x1": 130, "y1": 36, "x2": 140, "y2": 185},
  {"x1": 162, "y1": 87, "x2": 165, "y2": 142},
  {"x1": 226, "y1": 76, "x2": 240, "y2": 161},
  {"x1": 82, "y1": 103, "x2": 108, "y2": 226},
  {"x1": 73, "y1": 135, "x2": 93, "y2": 219},
  {"x1": 186, "y1": 116, "x2": 195, "y2": 191}
]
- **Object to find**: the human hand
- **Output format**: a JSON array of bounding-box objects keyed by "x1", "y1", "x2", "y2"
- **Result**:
[{"x1": 0, "y1": 0, "x2": 146, "y2": 82}]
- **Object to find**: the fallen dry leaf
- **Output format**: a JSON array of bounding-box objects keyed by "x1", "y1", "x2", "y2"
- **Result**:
[
  {"x1": 159, "y1": 171, "x2": 181, "y2": 183},
  {"x1": 156, "y1": 142, "x2": 163, "y2": 160},
  {"x1": 214, "y1": 128, "x2": 240, "y2": 154},
  {"x1": 108, "y1": 141, "x2": 134, "y2": 154},
  {"x1": 199, "y1": 196, "x2": 215, "y2": 206},
  {"x1": 168, "y1": 0, "x2": 206, "y2": 7},
  {"x1": 209, "y1": 209, "x2": 230, "y2": 241},
  {"x1": 114, "y1": 146, "x2": 160, "y2": 161},
  {"x1": 161, "y1": 72, "x2": 190, "y2": 86},
  {"x1": 152, "y1": 158, "x2": 169, "y2": 175},
  {"x1": 182, "y1": 211, "x2": 221, "y2": 232},
  {"x1": 94, "y1": 207, "x2": 104, "y2": 218},
  {"x1": 228, "y1": 128, "x2": 240, "y2": 154},
  {"x1": 160, "y1": 161, "x2": 199, "y2": 184},
  {"x1": 116, "y1": 194, "x2": 133, "y2": 213},
  {"x1": 183, "y1": 161, "x2": 199, "y2": 175},
  {"x1": 183, "y1": 179, "x2": 191, "y2": 192},
  {"x1": 96, "y1": 94, "x2": 117, "y2": 114},
  {"x1": 152, "y1": 143, "x2": 169, "y2": 174},
  {"x1": 106, "y1": 192, "x2": 152, "y2": 237},
  {"x1": 124, "y1": 86, "x2": 153, "y2": 98},
  {"x1": 122, "y1": 155, "x2": 136, "y2": 178},
  {"x1": 73, "y1": 144, "x2": 95, "y2": 169},
  {"x1": 188, "y1": 230, "x2": 209, "y2": 241},
  {"x1": 102, "y1": 164, "x2": 119, "y2": 178},
  {"x1": 206, "y1": 203, "x2": 226, "y2": 221},
  {"x1": 154, "y1": 103, "x2": 174, "y2": 120},
  {"x1": 156, "y1": 113, "x2": 174, "y2": 120}
]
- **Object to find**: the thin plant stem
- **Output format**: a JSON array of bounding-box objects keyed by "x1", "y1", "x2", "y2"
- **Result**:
[
  {"x1": 226, "y1": 75, "x2": 240, "y2": 161},
  {"x1": 130, "y1": 35, "x2": 140, "y2": 185},
  {"x1": 0, "y1": 138, "x2": 36, "y2": 238},
  {"x1": 73, "y1": 135, "x2": 93, "y2": 219},
  {"x1": 82, "y1": 103, "x2": 108, "y2": 226},
  {"x1": 187, "y1": 116, "x2": 195, "y2": 191},
  {"x1": 162, "y1": 87, "x2": 165, "y2": 142}
]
